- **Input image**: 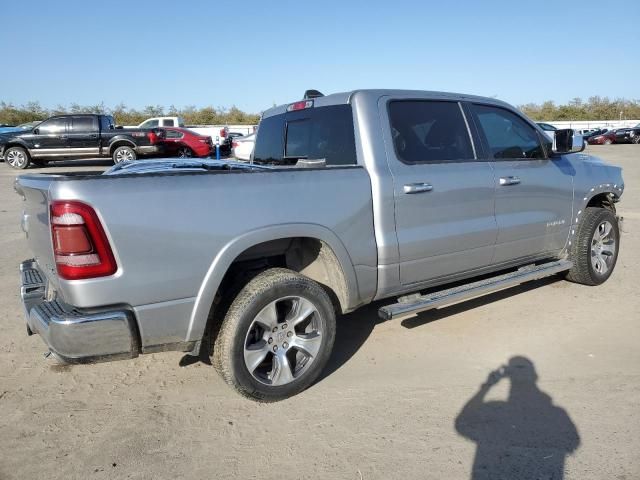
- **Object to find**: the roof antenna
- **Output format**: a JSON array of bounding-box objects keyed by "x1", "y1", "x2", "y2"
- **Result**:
[{"x1": 304, "y1": 89, "x2": 324, "y2": 100}]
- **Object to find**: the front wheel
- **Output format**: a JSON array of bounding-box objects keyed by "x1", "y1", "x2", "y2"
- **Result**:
[
  {"x1": 213, "y1": 268, "x2": 336, "y2": 402},
  {"x1": 4, "y1": 146, "x2": 30, "y2": 169},
  {"x1": 566, "y1": 207, "x2": 620, "y2": 285},
  {"x1": 604, "y1": 139, "x2": 613, "y2": 145},
  {"x1": 112, "y1": 145, "x2": 137, "y2": 164}
]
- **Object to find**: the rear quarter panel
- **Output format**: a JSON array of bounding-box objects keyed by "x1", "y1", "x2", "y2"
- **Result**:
[{"x1": 48, "y1": 168, "x2": 377, "y2": 346}]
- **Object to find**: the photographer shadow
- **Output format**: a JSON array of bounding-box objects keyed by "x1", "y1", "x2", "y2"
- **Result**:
[{"x1": 455, "y1": 356, "x2": 580, "y2": 480}]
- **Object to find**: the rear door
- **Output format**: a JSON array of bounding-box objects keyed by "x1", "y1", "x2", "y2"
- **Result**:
[
  {"x1": 67, "y1": 116, "x2": 100, "y2": 157},
  {"x1": 381, "y1": 99, "x2": 498, "y2": 286},
  {"x1": 468, "y1": 103, "x2": 574, "y2": 264}
]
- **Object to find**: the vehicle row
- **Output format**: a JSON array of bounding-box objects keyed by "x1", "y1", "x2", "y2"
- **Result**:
[
  {"x1": 536, "y1": 122, "x2": 640, "y2": 146},
  {"x1": 0, "y1": 114, "x2": 255, "y2": 169}
]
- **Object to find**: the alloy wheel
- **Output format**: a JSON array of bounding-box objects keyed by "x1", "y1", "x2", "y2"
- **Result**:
[
  {"x1": 591, "y1": 220, "x2": 616, "y2": 275},
  {"x1": 6, "y1": 150, "x2": 27, "y2": 168},
  {"x1": 243, "y1": 296, "x2": 323, "y2": 386}
]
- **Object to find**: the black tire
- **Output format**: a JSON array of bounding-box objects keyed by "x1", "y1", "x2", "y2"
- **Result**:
[
  {"x1": 213, "y1": 268, "x2": 336, "y2": 402},
  {"x1": 112, "y1": 145, "x2": 137, "y2": 164},
  {"x1": 566, "y1": 207, "x2": 620, "y2": 285},
  {"x1": 177, "y1": 146, "x2": 194, "y2": 158},
  {"x1": 4, "y1": 146, "x2": 30, "y2": 169}
]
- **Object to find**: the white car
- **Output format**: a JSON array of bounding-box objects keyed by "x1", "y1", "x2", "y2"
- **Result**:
[{"x1": 232, "y1": 133, "x2": 255, "y2": 161}]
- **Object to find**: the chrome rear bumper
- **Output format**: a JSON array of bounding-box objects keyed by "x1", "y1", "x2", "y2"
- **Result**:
[{"x1": 20, "y1": 259, "x2": 139, "y2": 363}]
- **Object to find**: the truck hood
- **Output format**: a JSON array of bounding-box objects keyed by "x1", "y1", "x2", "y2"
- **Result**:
[{"x1": 103, "y1": 158, "x2": 271, "y2": 175}]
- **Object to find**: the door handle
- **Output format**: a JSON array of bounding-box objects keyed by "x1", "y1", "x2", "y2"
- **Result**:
[
  {"x1": 403, "y1": 182, "x2": 433, "y2": 194},
  {"x1": 499, "y1": 176, "x2": 521, "y2": 186},
  {"x1": 89, "y1": 134, "x2": 98, "y2": 138},
  {"x1": 58, "y1": 135, "x2": 68, "y2": 140}
]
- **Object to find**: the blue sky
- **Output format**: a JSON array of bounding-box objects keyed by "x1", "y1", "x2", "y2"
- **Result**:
[{"x1": 1, "y1": 0, "x2": 638, "y2": 113}]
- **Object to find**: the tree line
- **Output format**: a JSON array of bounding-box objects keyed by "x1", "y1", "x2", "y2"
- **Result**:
[
  {"x1": 0, "y1": 101, "x2": 261, "y2": 126},
  {"x1": 518, "y1": 97, "x2": 640, "y2": 121},
  {"x1": 2, "y1": 97, "x2": 639, "y2": 126}
]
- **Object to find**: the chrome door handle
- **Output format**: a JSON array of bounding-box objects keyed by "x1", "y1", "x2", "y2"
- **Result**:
[
  {"x1": 58, "y1": 135, "x2": 68, "y2": 140},
  {"x1": 403, "y1": 182, "x2": 433, "y2": 194},
  {"x1": 499, "y1": 176, "x2": 521, "y2": 186}
]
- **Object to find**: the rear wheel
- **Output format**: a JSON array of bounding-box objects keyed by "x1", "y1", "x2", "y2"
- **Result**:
[
  {"x1": 633, "y1": 135, "x2": 640, "y2": 144},
  {"x1": 177, "y1": 146, "x2": 193, "y2": 158},
  {"x1": 5, "y1": 147, "x2": 30, "y2": 169},
  {"x1": 213, "y1": 268, "x2": 336, "y2": 402},
  {"x1": 566, "y1": 207, "x2": 619, "y2": 285},
  {"x1": 112, "y1": 145, "x2": 136, "y2": 164},
  {"x1": 604, "y1": 138, "x2": 613, "y2": 145}
]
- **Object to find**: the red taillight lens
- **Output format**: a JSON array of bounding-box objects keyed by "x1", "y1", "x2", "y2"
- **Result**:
[
  {"x1": 232, "y1": 141, "x2": 238, "y2": 148},
  {"x1": 148, "y1": 131, "x2": 158, "y2": 144},
  {"x1": 50, "y1": 201, "x2": 117, "y2": 280}
]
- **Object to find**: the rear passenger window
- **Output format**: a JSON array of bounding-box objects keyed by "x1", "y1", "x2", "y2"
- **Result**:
[
  {"x1": 162, "y1": 119, "x2": 175, "y2": 126},
  {"x1": 253, "y1": 104, "x2": 357, "y2": 166},
  {"x1": 71, "y1": 116, "x2": 97, "y2": 132},
  {"x1": 472, "y1": 104, "x2": 545, "y2": 159},
  {"x1": 388, "y1": 101, "x2": 474, "y2": 163}
]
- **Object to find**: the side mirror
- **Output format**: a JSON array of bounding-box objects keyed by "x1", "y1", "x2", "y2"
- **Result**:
[
  {"x1": 552, "y1": 129, "x2": 584, "y2": 155},
  {"x1": 33, "y1": 128, "x2": 39, "y2": 135}
]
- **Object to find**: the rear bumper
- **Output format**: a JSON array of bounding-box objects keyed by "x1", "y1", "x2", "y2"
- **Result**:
[
  {"x1": 20, "y1": 259, "x2": 139, "y2": 363},
  {"x1": 136, "y1": 145, "x2": 164, "y2": 156}
]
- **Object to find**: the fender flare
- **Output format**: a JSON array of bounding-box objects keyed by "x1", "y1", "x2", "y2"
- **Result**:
[
  {"x1": 108, "y1": 138, "x2": 137, "y2": 154},
  {"x1": 185, "y1": 223, "x2": 360, "y2": 343}
]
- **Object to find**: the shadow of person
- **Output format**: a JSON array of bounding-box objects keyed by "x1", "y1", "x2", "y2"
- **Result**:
[{"x1": 455, "y1": 356, "x2": 580, "y2": 480}]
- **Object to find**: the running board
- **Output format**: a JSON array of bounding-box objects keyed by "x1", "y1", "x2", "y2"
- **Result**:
[{"x1": 378, "y1": 260, "x2": 572, "y2": 321}]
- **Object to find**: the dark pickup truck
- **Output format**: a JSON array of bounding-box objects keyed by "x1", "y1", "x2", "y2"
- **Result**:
[{"x1": 0, "y1": 114, "x2": 165, "y2": 169}]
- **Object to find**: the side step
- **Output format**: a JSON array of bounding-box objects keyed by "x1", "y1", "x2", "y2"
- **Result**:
[{"x1": 378, "y1": 260, "x2": 572, "y2": 321}]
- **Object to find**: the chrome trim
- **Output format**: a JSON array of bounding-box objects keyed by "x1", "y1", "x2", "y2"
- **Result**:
[
  {"x1": 20, "y1": 260, "x2": 138, "y2": 363},
  {"x1": 403, "y1": 182, "x2": 433, "y2": 194}
]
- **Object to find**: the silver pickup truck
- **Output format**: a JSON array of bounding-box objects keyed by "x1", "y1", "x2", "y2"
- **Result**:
[{"x1": 15, "y1": 89, "x2": 624, "y2": 401}]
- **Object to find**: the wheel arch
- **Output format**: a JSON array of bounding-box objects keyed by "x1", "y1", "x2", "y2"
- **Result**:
[
  {"x1": 186, "y1": 224, "x2": 360, "y2": 344},
  {"x1": 108, "y1": 139, "x2": 137, "y2": 155}
]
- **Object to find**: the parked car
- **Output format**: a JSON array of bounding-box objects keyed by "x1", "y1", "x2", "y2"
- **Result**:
[
  {"x1": 0, "y1": 114, "x2": 165, "y2": 169},
  {"x1": 17, "y1": 121, "x2": 43, "y2": 130},
  {"x1": 15, "y1": 89, "x2": 623, "y2": 402},
  {"x1": 613, "y1": 124, "x2": 640, "y2": 144},
  {"x1": 232, "y1": 133, "x2": 255, "y2": 161},
  {"x1": 587, "y1": 130, "x2": 618, "y2": 145},
  {"x1": 161, "y1": 127, "x2": 213, "y2": 158},
  {"x1": 0, "y1": 125, "x2": 20, "y2": 134}
]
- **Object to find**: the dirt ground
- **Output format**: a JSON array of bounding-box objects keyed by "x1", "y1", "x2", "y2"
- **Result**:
[{"x1": 0, "y1": 146, "x2": 638, "y2": 480}]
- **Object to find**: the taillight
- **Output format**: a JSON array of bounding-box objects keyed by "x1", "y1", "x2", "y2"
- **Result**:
[
  {"x1": 232, "y1": 141, "x2": 239, "y2": 148},
  {"x1": 50, "y1": 201, "x2": 117, "y2": 280},
  {"x1": 147, "y1": 131, "x2": 158, "y2": 144}
]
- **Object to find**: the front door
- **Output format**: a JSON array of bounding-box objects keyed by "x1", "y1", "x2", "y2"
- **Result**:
[
  {"x1": 29, "y1": 117, "x2": 69, "y2": 158},
  {"x1": 468, "y1": 103, "x2": 574, "y2": 264},
  {"x1": 382, "y1": 98, "x2": 498, "y2": 286}
]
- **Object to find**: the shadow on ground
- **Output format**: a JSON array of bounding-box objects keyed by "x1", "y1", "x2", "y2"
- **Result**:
[{"x1": 455, "y1": 356, "x2": 580, "y2": 480}]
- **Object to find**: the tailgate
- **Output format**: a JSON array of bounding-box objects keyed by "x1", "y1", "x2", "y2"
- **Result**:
[{"x1": 14, "y1": 175, "x2": 59, "y2": 290}]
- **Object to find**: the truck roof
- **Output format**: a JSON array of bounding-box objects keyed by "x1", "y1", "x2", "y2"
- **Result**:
[{"x1": 261, "y1": 89, "x2": 514, "y2": 119}]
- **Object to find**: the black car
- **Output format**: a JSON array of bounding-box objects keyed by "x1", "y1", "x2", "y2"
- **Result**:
[{"x1": 0, "y1": 114, "x2": 166, "y2": 169}]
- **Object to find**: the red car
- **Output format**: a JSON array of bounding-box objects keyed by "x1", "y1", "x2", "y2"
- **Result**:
[
  {"x1": 587, "y1": 130, "x2": 620, "y2": 145},
  {"x1": 161, "y1": 127, "x2": 213, "y2": 158}
]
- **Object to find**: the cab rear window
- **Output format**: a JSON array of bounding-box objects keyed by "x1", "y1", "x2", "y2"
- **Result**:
[{"x1": 253, "y1": 104, "x2": 357, "y2": 166}]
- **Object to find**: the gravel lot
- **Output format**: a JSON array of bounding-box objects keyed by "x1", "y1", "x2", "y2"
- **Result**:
[{"x1": 1, "y1": 147, "x2": 638, "y2": 480}]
